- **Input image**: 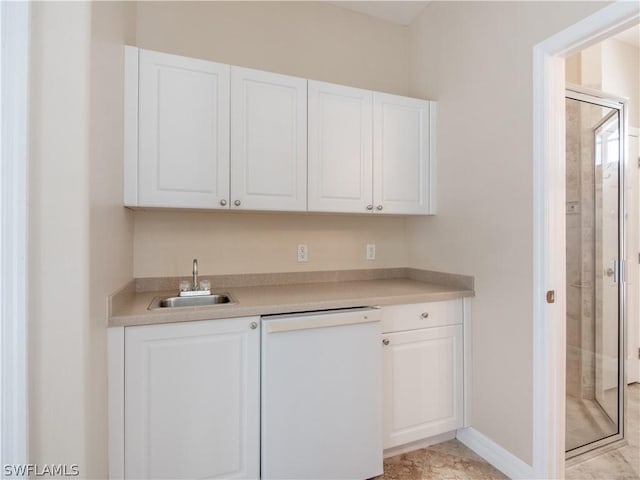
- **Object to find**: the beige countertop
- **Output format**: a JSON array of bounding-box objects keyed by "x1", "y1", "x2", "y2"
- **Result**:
[{"x1": 109, "y1": 276, "x2": 474, "y2": 328}]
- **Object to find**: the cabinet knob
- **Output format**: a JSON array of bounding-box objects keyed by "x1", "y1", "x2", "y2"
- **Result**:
[
  {"x1": 220, "y1": 199, "x2": 227, "y2": 206},
  {"x1": 234, "y1": 200, "x2": 241, "y2": 207},
  {"x1": 250, "y1": 321, "x2": 258, "y2": 330},
  {"x1": 366, "y1": 204, "x2": 373, "y2": 211},
  {"x1": 421, "y1": 312, "x2": 429, "y2": 319},
  {"x1": 382, "y1": 338, "x2": 389, "y2": 346},
  {"x1": 376, "y1": 205, "x2": 383, "y2": 211}
]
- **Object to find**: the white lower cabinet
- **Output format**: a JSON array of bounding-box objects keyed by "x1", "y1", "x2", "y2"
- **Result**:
[
  {"x1": 382, "y1": 301, "x2": 464, "y2": 449},
  {"x1": 112, "y1": 299, "x2": 466, "y2": 478},
  {"x1": 123, "y1": 317, "x2": 260, "y2": 479}
]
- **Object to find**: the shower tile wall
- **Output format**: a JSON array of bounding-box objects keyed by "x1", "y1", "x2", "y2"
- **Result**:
[{"x1": 566, "y1": 100, "x2": 597, "y2": 401}]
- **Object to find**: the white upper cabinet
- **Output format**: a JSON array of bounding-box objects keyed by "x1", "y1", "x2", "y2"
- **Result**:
[
  {"x1": 230, "y1": 67, "x2": 307, "y2": 211},
  {"x1": 308, "y1": 81, "x2": 373, "y2": 213},
  {"x1": 374, "y1": 93, "x2": 434, "y2": 215},
  {"x1": 124, "y1": 47, "x2": 435, "y2": 215},
  {"x1": 126, "y1": 47, "x2": 231, "y2": 209}
]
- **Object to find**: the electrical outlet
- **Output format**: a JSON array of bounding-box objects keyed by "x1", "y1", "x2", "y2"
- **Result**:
[
  {"x1": 297, "y1": 244, "x2": 308, "y2": 262},
  {"x1": 366, "y1": 244, "x2": 376, "y2": 261}
]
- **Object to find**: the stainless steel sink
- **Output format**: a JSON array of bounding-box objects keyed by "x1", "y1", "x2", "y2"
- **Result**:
[{"x1": 148, "y1": 293, "x2": 235, "y2": 310}]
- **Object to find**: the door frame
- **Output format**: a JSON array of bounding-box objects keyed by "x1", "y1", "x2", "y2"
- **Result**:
[
  {"x1": 0, "y1": 0, "x2": 30, "y2": 470},
  {"x1": 532, "y1": 2, "x2": 639, "y2": 478}
]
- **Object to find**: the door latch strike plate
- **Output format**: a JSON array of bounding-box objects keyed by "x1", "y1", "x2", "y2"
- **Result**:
[{"x1": 546, "y1": 290, "x2": 555, "y2": 304}]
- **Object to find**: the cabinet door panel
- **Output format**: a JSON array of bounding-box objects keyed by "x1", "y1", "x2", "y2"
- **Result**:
[
  {"x1": 374, "y1": 93, "x2": 431, "y2": 215},
  {"x1": 382, "y1": 325, "x2": 463, "y2": 448},
  {"x1": 231, "y1": 67, "x2": 307, "y2": 211},
  {"x1": 138, "y1": 49, "x2": 230, "y2": 208},
  {"x1": 124, "y1": 318, "x2": 259, "y2": 479},
  {"x1": 308, "y1": 81, "x2": 373, "y2": 213}
]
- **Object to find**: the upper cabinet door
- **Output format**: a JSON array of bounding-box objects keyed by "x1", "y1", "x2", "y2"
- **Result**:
[
  {"x1": 137, "y1": 49, "x2": 230, "y2": 208},
  {"x1": 308, "y1": 81, "x2": 373, "y2": 213},
  {"x1": 230, "y1": 67, "x2": 307, "y2": 211},
  {"x1": 373, "y1": 93, "x2": 434, "y2": 215}
]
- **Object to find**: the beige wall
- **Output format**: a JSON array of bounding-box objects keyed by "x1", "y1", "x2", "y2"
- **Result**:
[
  {"x1": 87, "y1": 2, "x2": 135, "y2": 478},
  {"x1": 29, "y1": 2, "x2": 134, "y2": 477},
  {"x1": 135, "y1": 1, "x2": 409, "y2": 95},
  {"x1": 602, "y1": 38, "x2": 639, "y2": 128},
  {"x1": 132, "y1": 1, "x2": 411, "y2": 278},
  {"x1": 134, "y1": 211, "x2": 408, "y2": 277},
  {"x1": 406, "y1": 1, "x2": 608, "y2": 464},
  {"x1": 574, "y1": 37, "x2": 640, "y2": 127},
  {"x1": 29, "y1": 1, "x2": 92, "y2": 470}
]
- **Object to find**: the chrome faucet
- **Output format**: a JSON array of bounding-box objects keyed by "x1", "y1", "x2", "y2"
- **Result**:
[
  {"x1": 192, "y1": 258, "x2": 199, "y2": 291},
  {"x1": 179, "y1": 258, "x2": 211, "y2": 297}
]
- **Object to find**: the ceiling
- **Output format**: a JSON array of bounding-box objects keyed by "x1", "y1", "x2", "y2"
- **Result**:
[
  {"x1": 326, "y1": 2, "x2": 638, "y2": 46},
  {"x1": 326, "y1": 1, "x2": 430, "y2": 26},
  {"x1": 613, "y1": 24, "x2": 639, "y2": 48}
]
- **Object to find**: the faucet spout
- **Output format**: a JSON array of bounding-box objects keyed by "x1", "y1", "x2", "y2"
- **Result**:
[{"x1": 192, "y1": 258, "x2": 198, "y2": 291}]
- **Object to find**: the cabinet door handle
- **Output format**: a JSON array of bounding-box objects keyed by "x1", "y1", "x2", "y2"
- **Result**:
[
  {"x1": 421, "y1": 312, "x2": 429, "y2": 319},
  {"x1": 382, "y1": 338, "x2": 389, "y2": 346},
  {"x1": 250, "y1": 321, "x2": 258, "y2": 330},
  {"x1": 220, "y1": 199, "x2": 227, "y2": 206},
  {"x1": 234, "y1": 200, "x2": 241, "y2": 207},
  {"x1": 376, "y1": 205, "x2": 383, "y2": 211},
  {"x1": 366, "y1": 204, "x2": 373, "y2": 211}
]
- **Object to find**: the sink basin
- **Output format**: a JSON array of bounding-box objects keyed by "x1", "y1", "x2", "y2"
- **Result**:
[{"x1": 148, "y1": 293, "x2": 235, "y2": 310}]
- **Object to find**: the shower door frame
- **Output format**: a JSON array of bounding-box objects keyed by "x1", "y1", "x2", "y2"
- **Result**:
[{"x1": 564, "y1": 86, "x2": 627, "y2": 460}]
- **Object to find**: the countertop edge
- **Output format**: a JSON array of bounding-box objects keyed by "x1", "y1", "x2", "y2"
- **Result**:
[{"x1": 109, "y1": 287, "x2": 474, "y2": 328}]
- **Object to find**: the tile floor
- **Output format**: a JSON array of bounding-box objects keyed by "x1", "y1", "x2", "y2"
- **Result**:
[
  {"x1": 566, "y1": 394, "x2": 617, "y2": 451},
  {"x1": 565, "y1": 383, "x2": 639, "y2": 480},
  {"x1": 378, "y1": 384, "x2": 639, "y2": 480},
  {"x1": 376, "y1": 440, "x2": 507, "y2": 480}
]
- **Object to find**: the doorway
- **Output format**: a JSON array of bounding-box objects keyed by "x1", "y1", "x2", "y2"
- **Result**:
[{"x1": 564, "y1": 88, "x2": 626, "y2": 458}]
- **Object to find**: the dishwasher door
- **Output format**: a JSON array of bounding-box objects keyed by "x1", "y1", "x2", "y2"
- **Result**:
[{"x1": 261, "y1": 307, "x2": 383, "y2": 480}]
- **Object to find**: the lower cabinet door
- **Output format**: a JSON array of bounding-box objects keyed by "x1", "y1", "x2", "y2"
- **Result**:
[
  {"x1": 124, "y1": 317, "x2": 260, "y2": 479},
  {"x1": 382, "y1": 325, "x2": 463, "y2": 449}
]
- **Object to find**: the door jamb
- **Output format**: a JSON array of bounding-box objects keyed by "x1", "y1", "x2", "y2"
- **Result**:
[{"x1": 0, "y1": 0, "x2": 30, "y2": 471}]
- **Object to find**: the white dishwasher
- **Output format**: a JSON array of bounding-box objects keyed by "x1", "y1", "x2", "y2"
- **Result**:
[{"x1": 261, "y1": 307, "x2": 383, "y2": 480}]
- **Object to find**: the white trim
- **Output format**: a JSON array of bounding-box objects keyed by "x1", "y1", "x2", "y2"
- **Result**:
[
  {"x1": 108, "y1": 327, "x2": 125, "y2": 480},
  {"x1": 383, "y1": 431, "x2": 455, "y2": 459},
  {"x1": 462, "y1": 297, "x2": 471, "y2": 427},
  {"x1": 428, "y1": 101, "x2": 437, "y2": 214},
  {"x1": 532, "y1": 2, "x2": 640, "y2": 478},
  {"x1": 0, "y1": 1, "x2": 30, "y2": 472},
  {"x1": 457, "y1": 428, "x2": 535, "y2": 480}
]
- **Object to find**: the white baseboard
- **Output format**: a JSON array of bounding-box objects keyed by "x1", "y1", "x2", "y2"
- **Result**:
[
  {"x1": 456, "y1": 427, "x2": 536, "y2": 479},
  {"x1": 384, "y1": 431, "x2": 456, "y2": 458}
]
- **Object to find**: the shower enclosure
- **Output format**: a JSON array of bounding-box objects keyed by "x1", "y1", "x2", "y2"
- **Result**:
[{"x1": 565, "y1": 86, "x2": 627, "y2": 458}]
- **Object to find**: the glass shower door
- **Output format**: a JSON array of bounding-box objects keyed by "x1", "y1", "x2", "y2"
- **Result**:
[
  {"x1": 565, "y1": 90, "x2": 625, "y2": 458},
  {"x1": 594, "y1": 113, "x2": 621, "y2": 425}
]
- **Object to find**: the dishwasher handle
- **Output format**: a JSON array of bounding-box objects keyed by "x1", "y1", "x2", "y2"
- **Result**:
[{"x1": 264, "y1": 309, "x2": 380, "y2": 334}]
